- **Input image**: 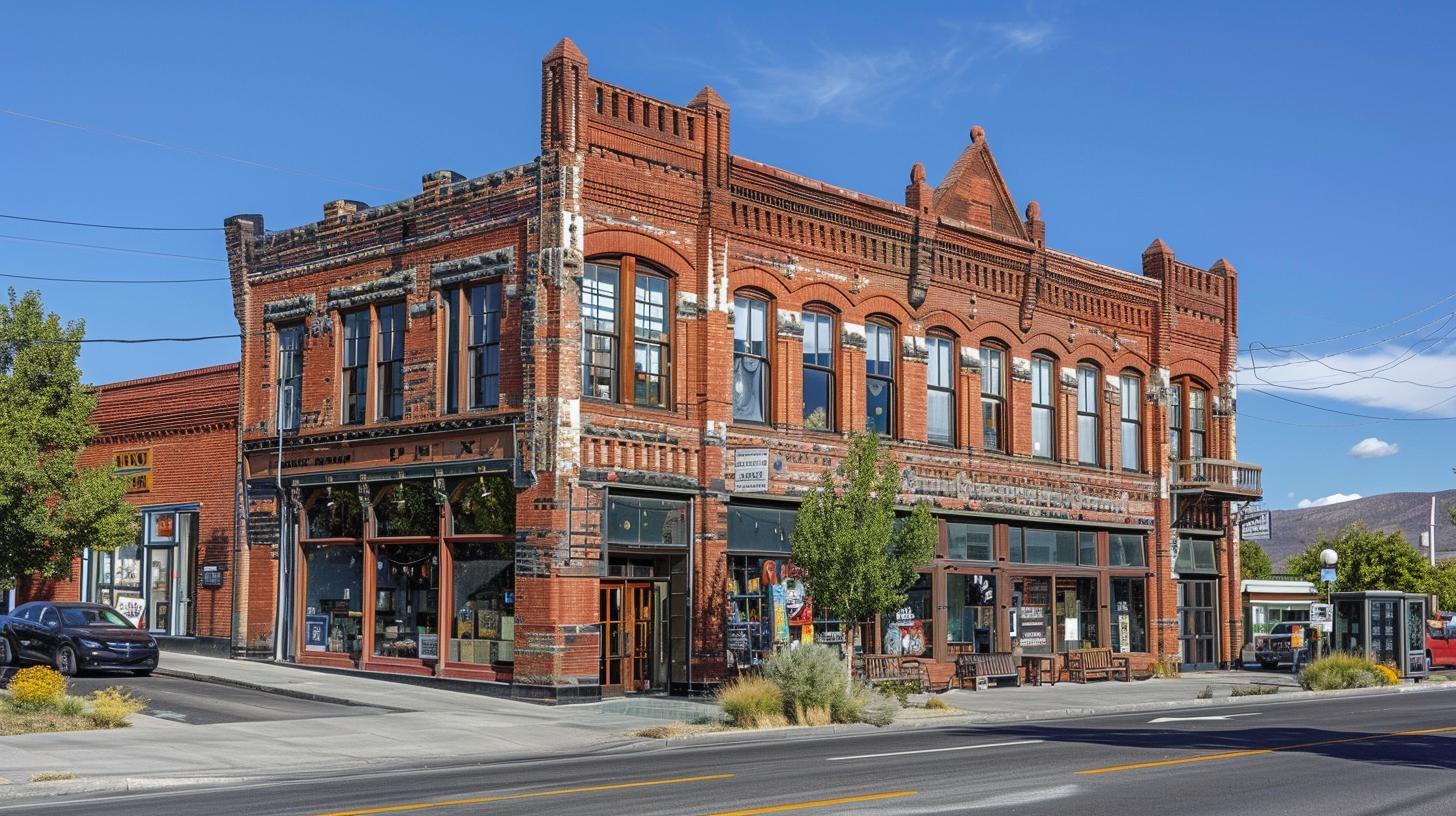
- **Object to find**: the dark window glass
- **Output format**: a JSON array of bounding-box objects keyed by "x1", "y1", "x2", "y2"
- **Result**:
[
  {"x1": 1079, "y1": 532, "x2": 1098, "y2": 565},
  {"x1": 733, "y1": 297, "x2": 769, "y2": 422},
  {"x1": 606, "y1": 495, "x2": 689, "y2": 547},
  {"x1": 1021, "y1": 528, "x2": 1078, "y2": 565},
  {"x1": 376, "y1": 302, "x2": 405, "y2": 421},
  {"x1": 1008, "y1": 527, "x2": 1023, "y2": 563},
  {"x1": 1120, "y1": 373, "x2": 1141, "y2": 471},
  {"x1": 947, "y1": 573, "x2": 997, "y2": 652},
  {"x1": 375, "y1": 481, "x2": 438, "y2": 538},
  {"x1": 633, "y1": 272, "x2": 669, "y2": 407},
  {"x1": 926, "y1": 335, "x2": 955, "y2": 445},
  {"x1": 1109, "y1": 534, "x2": 1147, "y2": 567},
  {"x1": 980, "y1": 346, "x2": 1004, "y2": 451},
  {"x1": 865, "y1": 321, "x2": 895, "y2": 436},
  {"x1": 306, "y1": 487, "x2": 363, "y2": 540},
  {"x1": 468, "y1": 282, "x2": 502, "y2": 409},
  {"x1": 276, "y1": 324, "x2": 304, "y2": 432},
  {"x1": 448, "y1": 474, "x2": 515, "y2": 536},
  {"x1": 582, "y1": 263, "x2": 619, "y2": 401},
  {"x1": 802, "y1": 311, "x2": 834, "y2": 430},
  {"x1": 1077, "y1": 365, "x2": 1099, "y2": 465},
  {"x1": 372, "y1": 543, "x2": 437, "y2": 658},
  {"x1": 342, "y1": 309, "x2": 370, "y2": 425},
  {"x1": 451, "y1": 540, "x2": 514, "y2": 665},
  {"x1": 727, "y1": 504, "x2": 797, "y2": 553},
  {"x1": 444, "y1": 288, "x2": 460, "y2": 414},
  {"x1": 1175, "y1": 538, "x2": 1218, "y2": 574},
  {"x1": 1110, "y1": 577, "x2": 1148, "y2": 653},
  {"x1": 1031, "y1": 355, "x2": 1055, "y2": 459},
  {"x1": 1169, "y1": 386, "x2": 1183, "y2": 461},
  {"x1": 947, "y1": 522, "x2": 993, "y2": 561},
  {"x1": 1189, "y1": 387, "x2": 1207, "y2": 459},
  {"x1": 304, "y1": 543, "x2": 362, "y2": 656}
]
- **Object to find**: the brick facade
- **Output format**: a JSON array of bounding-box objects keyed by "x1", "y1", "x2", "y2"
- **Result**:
[{"x1": 225, "y1": 38, "x2": 1258, "y2": 700}]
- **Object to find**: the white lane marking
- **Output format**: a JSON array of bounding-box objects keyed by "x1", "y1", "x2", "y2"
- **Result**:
[
  {"x1": 826, "y1": 739, "x2": 1042, "y2": 761},
  {"x1": 1148, "y1": 712, "x2": 1262, "y2": 723}
]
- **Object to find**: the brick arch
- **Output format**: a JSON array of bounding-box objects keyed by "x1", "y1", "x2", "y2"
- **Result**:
[
  {"x1": 782, "y1": 281, "x2": 855, "y2": 314},
  {"x1": 916, "y1": 308, "x2": 975, "y2": 338},
  {"x1": 1021, "y1": 331, "x2": 1074, "y2": 358},
  {"x1": 1110, "y1": 348, "x2": 1153, "y2": 373},
  {"x1": 585, "y1": 229, "x2": 695, "y2": 279},
  {"x1": 969, "y1": 319, "x2": 1020, "y2": 348},
  {"x1": 1169, "y1": 357, "x2": 1219, "y2": 387},
  {"x1": 729, "y1": 266, "x2": 792, "y2": 300},
  {"x1": 851, "y1": 294, "x2": 915, "y2": 326},
  {"x1": 1069, "y1": 344, "x2": 1115, "y2": 370}
]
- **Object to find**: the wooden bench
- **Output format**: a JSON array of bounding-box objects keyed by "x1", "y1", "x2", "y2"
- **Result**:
[
  {"x1": 954, "y1": 652, "x2": 1021, "y2": 689},
  {"x1": 862, "y1": 655, "x2": 918, "y2": 684},
  {"x1": 1065, "y1": 647, "x2": 1131, "y2": 683}
]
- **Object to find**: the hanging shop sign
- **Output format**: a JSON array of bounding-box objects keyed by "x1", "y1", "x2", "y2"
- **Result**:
[
  {"x1": 304, "y1": 614, "x2": 330, "y2": 652},
  {"x1": 113, "y1": 448, "x2": 153, "y2": 494},
  {"x1": 1239, "y1": 511, "x2": 1271, "y2": 541},
  {"x1": 734, "y1": 448, "x2": 770, "y2": 493}
]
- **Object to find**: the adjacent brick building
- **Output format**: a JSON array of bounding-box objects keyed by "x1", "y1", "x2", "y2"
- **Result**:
[
  {"x1": 13, "y1": 364, "x2": 268, "y2": 655},
  {"x1": 225, "y1": 38, "x2": 1260, "y2": 702}
]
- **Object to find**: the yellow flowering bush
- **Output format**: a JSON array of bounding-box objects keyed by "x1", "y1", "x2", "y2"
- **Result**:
[
  {"x1": 1373, "y1": 664, "x2": 1400, "y2": 686},
  {"x1": 87, "y1": 687, "x2": 146, "y2": 728},
  {"x1": 5, "y1": 665, "x2": 68, "y2": 710}
]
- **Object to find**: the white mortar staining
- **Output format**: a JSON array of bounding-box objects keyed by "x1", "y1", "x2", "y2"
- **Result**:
[
  {"x1": 842, "y1": 322, "x2": 866, "y2": 351},
  {"x1": 1012, "y1": 356, "x2": 1033, "y2": 381},
  {"x1": 704, "y1": 420, "x2": 728, "y2": 446},
  {"x1": 590, "y1": 211, "x2": 675, "y2": 236},
  {"x1": 707, "y1": 233, "x2": 733, "y2": 313},
  {"x1": 902, "y1": 335, "x2": 928, "y2": 362},
  {"x1": 1060, "y1": 366, "x2": 1078, "y2": 389},
  {"x1": 557, "y1": 397, "x2": 581, "y2": 474},
  {"x1": 960, "y1": 346, "x2": 980, "y2": 371},
  {"x1": 776, "y1": 309, "x2": 803, "y2": 338}
]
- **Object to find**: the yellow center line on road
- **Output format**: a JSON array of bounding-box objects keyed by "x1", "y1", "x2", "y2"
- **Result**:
[
  {"x1": 699, "y1": 790, "x2": 917, "y2": 816},
  {"x1": 1079, "y1": 724, "x2": 1456, "y2": 775},
  {"x1": 312, "y1": 773, "x2": 735, "y2": 816}
]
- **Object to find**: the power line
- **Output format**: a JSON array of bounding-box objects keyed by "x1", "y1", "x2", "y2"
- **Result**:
[
  {"x1": 1, "y1": 107, "x2": 409, "y2": 196},
  {"x1": 1247, "y1": 388, "x2": 1456, "y2": 421},
  {"x1": 1238, "y1": 410, "x2": 1379, "y2": 429},
  {"x1": 0, "y1": 233, "x2": 224, "y2": 263},
  {"x1": 0, "y1": 213, "x2": 221, "y2": 232},
  {"x1": 1239, "y1": 288, "x2": 1456, "y2": 353},
  {"x1": 14, "y1": 334, "x2": 243, "y2": 345},
  {"x1": 0, "y1": 271, "x2": 227, "y2": 284},
  {"x1": 1244, "y1": 319, "x2": 1456, "y2": 391}
]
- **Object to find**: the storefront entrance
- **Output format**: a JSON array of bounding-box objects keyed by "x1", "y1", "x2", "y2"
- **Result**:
[
  {"x1": 1178, "y1": 579, "x2": 1218, "y2": 670},
  {"x1": 600, "y1": 581, "x2": 666, "y2": 695}
]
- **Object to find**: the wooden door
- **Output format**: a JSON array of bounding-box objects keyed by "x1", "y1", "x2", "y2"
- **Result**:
[
  {"x1": 627, "y1": 584, "x2": 654, "y2": 692},
  {"x1": 601, "y1": 582, "x2": 656, "y2": 694},
  {"x1": 600, "y1": 584, "x2": 626, "y2": 694}
]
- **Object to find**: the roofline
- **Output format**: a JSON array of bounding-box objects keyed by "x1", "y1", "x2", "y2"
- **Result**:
[{"x1": 93, "y1": 362, "x2": 239, "y2": 393}]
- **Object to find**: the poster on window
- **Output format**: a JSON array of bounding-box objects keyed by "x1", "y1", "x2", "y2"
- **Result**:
[
  {"x1": 418, "y1": 633, "x2": 439, "y2": 661},
  {"x1": 1019, "y1": 606, "x2": 1048, "y2": 649},
  {"x1": 784, "y1": 575, "x2": 813, "y2": 625},
  {"x1": 1116, "y1": 601, "x2": 1131, "y2": 653},
  {"x1": 771, "y1": 584, "x2": 789, "y2": 643},
  {"x1": 114, "y1": 595, "x2": 145, "y2": 626},
  {"x1": 151, "y1": 513, "x2": 176, "y2": 542},
  {"x1": 305, "y1": 614, "x2": 330, "y2": 652}
]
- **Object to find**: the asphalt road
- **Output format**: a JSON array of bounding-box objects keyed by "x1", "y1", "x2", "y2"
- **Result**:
[
  {"x1": 5, "y1": 688, "x2": 1456, "y2": 816},
  {"x1": 1, "y1": 666, "x2": 386, "y2": 725}
]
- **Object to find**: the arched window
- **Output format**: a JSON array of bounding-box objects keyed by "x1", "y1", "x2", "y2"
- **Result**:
[
  {"x1": 802, "y1": 310, "x2": 835, "y2": 430},
  {"x1": 926, "y1": 333, "x2": 956, "y2": 446},
  {"x1": 1076, "y1": 363, "x2": 1100, "y2": 466},
  {"x1": 733, "y1": 294, "x2": 770, "y2": 422},
  {"x1": 1120, "y1": 370, "x2": 1142, "y2": 471},
  {"x1": 979, "y1": 344, "x2": 1005, "y2": 451},
  {"x1": 865, "y1": 320, "x2": 895, "y2": 436},
  {"x1": 1189, "y1": 385, "x2": 1208, "y2": 459},
  {"x1": 1031, "y1": 354, "x2": 1056, "y2": 459},
  {"x1": 581, "y1": 256, "x2": 671, "y2": 408}
]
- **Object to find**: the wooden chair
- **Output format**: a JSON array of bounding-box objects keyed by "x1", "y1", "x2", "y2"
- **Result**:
[
  {"x1": 953, "y1": 652, "x2": 1021, "y2": 689},
  {"x1": 1065, "y1": 647, "x2": 1131, "y2": 683}
]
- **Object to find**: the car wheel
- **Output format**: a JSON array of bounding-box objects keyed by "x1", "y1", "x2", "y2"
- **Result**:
[
  {"x1": 1259, "y1": 659, "x2": 1278, "y2": 670},
  {"x1": 0, "y1": 636, "x2": 15, "y2": 666},
  {"x1": 55, "y1": 645, "x2": 79, "y2": 677}
]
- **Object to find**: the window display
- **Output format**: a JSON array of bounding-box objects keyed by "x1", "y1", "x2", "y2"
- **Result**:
[
  {"x1": 93, "y1": 542, "x2": 143, "y2": 623},
  {"x1": 449, "y1": 474, "x2": 515, "y2": 535},
  {"x1": 947, "y1": 573, "x2": 996, "y2": 652},
  {"x1": 1110, "y1": 577, "x2": 1147, "y2": 653},
  {"x1": 306, "y1": 487, "x2": 363, "y2": 540},
  {"x1": 305, "y1": 544, "x2": 363, "y2": 656},
  {"x1": 373, "y1": 543, "x2": 438, "y2": 658},
  {"x1": 375, "y1": 481, "x2": 439, "y2": 538},
  {"x1": 1012, "y1": 576, "x2": 1053, "y2": 654},
  {"x1": 451, "y1": 541, "x2": 514, "y2": 665},
  {"x1": 1056, "y1": 576, "x2": 1098, "y2": 651}
]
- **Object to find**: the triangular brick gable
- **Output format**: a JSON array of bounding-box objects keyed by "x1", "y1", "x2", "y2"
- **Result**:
[{"x1": 931, "y1": 126, "x2": 1029, "y2": 241}]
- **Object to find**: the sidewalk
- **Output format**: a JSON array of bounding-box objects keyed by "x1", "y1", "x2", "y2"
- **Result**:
[{"x1": 933, "y1": 669, "x2": 1303, "y2": 721}]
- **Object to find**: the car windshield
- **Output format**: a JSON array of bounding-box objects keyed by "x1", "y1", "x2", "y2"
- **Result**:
[{"x1": 59, "y1": 607, "x2": 132, "y2": 628}]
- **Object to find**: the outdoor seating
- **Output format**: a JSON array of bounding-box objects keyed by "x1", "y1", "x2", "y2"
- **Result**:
[
  {"x1": 862, "y1": 655, "x2": 918, "y2": 684},
  {"x1": 953, "y1": 652, "x2": 1021, "y2": 689},
  {"x1": 1065, "y1": 647, "x2": 1131, "y2": 683}
]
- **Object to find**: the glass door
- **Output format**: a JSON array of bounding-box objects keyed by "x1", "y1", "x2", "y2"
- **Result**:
[
  {"x1": 1178, "y1": 580, "x2": 1218, "y2": 670},
  {"x1": 146, "y1": 547, "x2": 174, "y2": 635},
  {"x1": 600, "y1": 584, "x2": 626, "y2": 694}
]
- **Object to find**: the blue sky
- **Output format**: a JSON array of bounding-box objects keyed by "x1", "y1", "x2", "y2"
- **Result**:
[{"x1": 3, "y1": 2, "x2": 1454, "y2": 508}]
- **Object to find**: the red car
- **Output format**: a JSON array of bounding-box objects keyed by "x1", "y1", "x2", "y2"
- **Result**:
[{"x1": 1427, "y1": 613, "x2": 1456, "y2": 668}]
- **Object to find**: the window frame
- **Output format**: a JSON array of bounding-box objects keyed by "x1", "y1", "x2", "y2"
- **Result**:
[
  {"x1": 733, "y1": 292, "x2": 771, "y2": 424},
  {"x1": 1076, "y1": 363, "x2": 1100, "y2": 466},
  {"x1": 865, "y1": 319, "x2": 897, "y2": 437},
  {"x1": 1120, "y1": 370, "x2": 1143, "y2": 472},
  {"x1": 581, "y1": 260, "x2": 622, "y2": 403},
  {"x1": 276, "y1": 323, "x2": 304, "y2": 432},
  {"x1": 630, "y1": 265, "x2": 670, "y2": 409},
  {"x1": 466, "y1": 281, "x2": 503, "y2": 410},
  {"x1": 801, "y1": 309, "x2": 835, "y2": 431},
  {"x1": 1030, "y1": 353, "x2": 1056, "y2": 460},
  {"x1": 341, "y1": 308, "x2": 371, "y2": 426},
  {"x1": 375, "y1": 301, "x2": 406, "y2": 422},
  {"x1": 979, "y1": 343, "x2": 1006, "y2": 452},
  {"x1": 1168, "y1": 383, "x2": 1183, "y2": 461},
  {"x1": 926, "y1": 332, "x2": 956, "y2": 446},
  {"x1": 1189, "y1": 385, "x2": 1208, "y2": 459}
]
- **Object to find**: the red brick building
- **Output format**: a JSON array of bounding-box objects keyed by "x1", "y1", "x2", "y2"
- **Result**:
[
  {"x1": 225, "y1": 38, "x2": 1259, "y2": 702},
  {"x1": 12, "y1": 364, "x2": 268, "y2": 654}
]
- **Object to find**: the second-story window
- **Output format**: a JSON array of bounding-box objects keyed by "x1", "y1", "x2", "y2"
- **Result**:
[
  {"x1": 376, "y1": 302, "x2": 405, "y2": 421},
  {"x1": 979, "y1": 344, "x2": 1004, "y2": 451},
  {"x1": 1031, "y1": 354, "x2": 1055, "y2": 459},
  {"x1": 632, "y1": 272, "x2": 669, "y2": 407},
  {"x1": 1120, "y1": 371, "x2": 1142, "y2": 471},
  {"x1": 581, "y1": 262, "x2": 619, "y2": 401},
  {"x1": 341, "y1": 309, "x2": 370, "y2": 425},
  {"x1": 802, "y1": 310, "x2": 834, "y2": 430},
  {"x1": 926, "y1": 334, "x2": 955, "y2": 445},
  {"x1": 1189, "y1": 386, "x2": 1207, "y2": 459},
  {"x1": 468, "y1": 282, "x2": 502, "y2": 409},
  {"x1": 733, "y1": 295, "x2": 769, "y2": 422},
  {"x1": 865, "y1": 320, "x2": 895, "y2": 436},
  {"x1": 1168, "y1": 385, "x2": 1183, "y2": 460},
  {"x1": 1077, "y1": 364, "x2": 1100, "y2": 465},
  {"x1": 276, "y1": 324, "x2": 304, "y2": 432}
]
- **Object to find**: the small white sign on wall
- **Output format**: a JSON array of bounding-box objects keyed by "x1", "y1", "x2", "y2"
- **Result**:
[{"x1": 734, "y1": 448, "x2": 770, "y2": 493}]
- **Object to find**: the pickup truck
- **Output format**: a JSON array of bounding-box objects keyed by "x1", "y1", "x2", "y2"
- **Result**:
[
  {"x1": 1427, "y1": 613, "x2": 1456, "y2": 668},
  {"x1": 1252, "y1": 621, "x2": 1309, "y2": 670}
]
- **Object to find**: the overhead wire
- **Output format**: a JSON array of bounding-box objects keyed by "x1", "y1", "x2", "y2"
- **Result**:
[
  {"x1": 0, "y1": 213, "x2": 221, "y2": 232},
  {"x1": 0, "y1": 233, "x2": 224, "y2": 263},
  {"x1": 1238, "y1": 288, "x2": 1456, "y2": 353},
  {"x1": 0, "y1": 271, "x2": 227, "y2": 284}
]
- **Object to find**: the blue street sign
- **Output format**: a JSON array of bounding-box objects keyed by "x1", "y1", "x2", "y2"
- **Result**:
[{"x1": 1320, "y1": 567, "x2": 1337, "y2": 583}]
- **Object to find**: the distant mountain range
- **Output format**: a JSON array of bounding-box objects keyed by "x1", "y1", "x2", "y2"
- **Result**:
[{"x1": 1258, "y1": 489, "x2": 1456, "y2": 568}]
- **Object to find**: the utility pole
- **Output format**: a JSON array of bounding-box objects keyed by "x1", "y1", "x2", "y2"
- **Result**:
[{"x1": 1431, "y1": 495, "x2": 1439, "y2": 569}]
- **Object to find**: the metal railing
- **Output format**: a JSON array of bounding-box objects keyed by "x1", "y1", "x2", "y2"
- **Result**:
[{"x1": 1172, "y1": 458, "x2": 1263, "y2": 498}]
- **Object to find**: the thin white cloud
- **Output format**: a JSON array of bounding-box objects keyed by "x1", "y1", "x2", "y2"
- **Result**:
[
  {"x1": 1241, "y1": 342, "x2": 1456, "y2": 418},
  {"x1": 1347, "y1": 437, "x2": 1399, "y2": 459},
  {"x1": 990, "y1": 22, "x2": 1056, "y2": 53},
  {"x1": 1297, "y1": 493, "x2": 1362, "y2": 509}
]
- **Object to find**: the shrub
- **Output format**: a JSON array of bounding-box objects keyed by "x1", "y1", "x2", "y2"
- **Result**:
[
  {"x1": 859, "y1": 692, "x2": 900, "y2": 727},
  {"x1": 1299, "y1": 653, "x2": 1397, "y2": 691},
  {"x1": 5, "y1": 666, "x2": 67, "y2": 711},
  {"x1": 876, "y1": 679, "x2": 922, "y2": 707},
  {"x1": 1230, "y1": 685, "x2": 1279, "y2": 697},
  {"x1": 762, "y1": 644, "x2": 848, "y2": 715},
  {"x1": 1373, "y1": 664, "x2": 1400, "y2": 686},
  {"x1": 793, "y1": 703, "x2": 833, "y2": 727},
  {"x1": 55, "y1": 696, "x2": 88, "y2": 716},
  {"x1": 716, "y1": 676, "x2": 784, "y2": 728},
  {"x1": 1195, "y1": 685, "x2": 1214, "y2": 700},
  {"x1": 831, "y1": 682, "x2": 870, "y2": 724},
  {"x1": 87, "y1": 687, "x2": 146, "y2": 728},
  {"x1": 924, "y1": 695, "x2": 951, "y2": 710},
  {"x1": 1150, "y1": 657, "x2": 1181, "y2": 679}
]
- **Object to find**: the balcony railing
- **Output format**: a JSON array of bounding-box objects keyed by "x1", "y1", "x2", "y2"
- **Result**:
[{"x1": 1172, "y1": 458, "x2": 1263, "y2": 498}]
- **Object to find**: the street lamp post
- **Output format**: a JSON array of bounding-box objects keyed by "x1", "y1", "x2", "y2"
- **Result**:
[{"x1": 1319, "y1": 548, "x2": 1338, "y2": 660}]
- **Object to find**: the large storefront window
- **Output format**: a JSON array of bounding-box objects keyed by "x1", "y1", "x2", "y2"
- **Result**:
[
  {"x1": 1012, "y1": 577, "x2": 1053, "y2": 654},
  {"x1": 306, "y1": 487, "x2": 364, "y2": 540},
  {"x1": 947, "y1": 523, "x2": 992, "y2": 562},
  {"x1": 92, "y1": 542, "x2": 143, "y2": 621},
  {"x1": 947, "y1": 573, "x2": 996, "y2": 652},
  {"x1": 450, "y1": 541, "x2": 514, "y2": 665},
  {"x1": 449, "y1": 474, "x2": 515, "y2": 535},
  {"x1": 1109, "y1": 534, "x2": 1147, "y2": 567},
  {"x1": 1056, "y1": 577, "x2": 1098, "y2": 651},
  {"x1": 1111, "y1": 577, "x2": 1148, "y2": 653},
  {"x1": 304, "y1": 544, "x2": 363, "y2": 656},
  {"x1": 373, "y1": 543, "x2": 439, "y2": 658},
  {"x1": 884, "y1": 574, "x2": 933, "y2": 659},
  {"x1": 375, "y1": 481, "x2": 440, "y2": 538}
]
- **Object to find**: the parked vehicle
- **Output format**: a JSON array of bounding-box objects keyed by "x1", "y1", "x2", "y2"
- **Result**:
[
  {"x1": 0, "y1": 601, "x2": 159, "y2": 676},
  {"x1": 1427, "y1": 612, "x2": 1456, "y2": 668},
  {"x1": 1253, "y1": 620, "x2": 1310, "y2": 669}
]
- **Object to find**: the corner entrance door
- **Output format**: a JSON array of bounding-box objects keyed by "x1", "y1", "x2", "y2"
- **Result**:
[
  {"x1": 1178, "y1": 580, "x2": 1218, "y2": 670},
  {"x1": 600, "y1": 582, "x2": 657, "y2": 695}
]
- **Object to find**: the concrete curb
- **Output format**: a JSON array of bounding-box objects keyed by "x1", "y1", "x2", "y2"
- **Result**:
[{"x1": 0, "y1": 776, "x2": 252, "y2": 802}]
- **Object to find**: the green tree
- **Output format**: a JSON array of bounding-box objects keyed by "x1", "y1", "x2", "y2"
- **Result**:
[
  {"x1": 1287, "y1": 522, "x2": 1433, "y2": 595},
  {"x1": 1432, "y1": 560, "x2": 1456, "y2": 612},
  {"x1": 790, "y1": 433, "x2": 937, "y2": 667},
  {"x1": 0, "y1": 290, "x2": 138, "y2": 587},
  {"x1": 1239, "y1": 540, "x2": 1274, "y2": 581}
]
